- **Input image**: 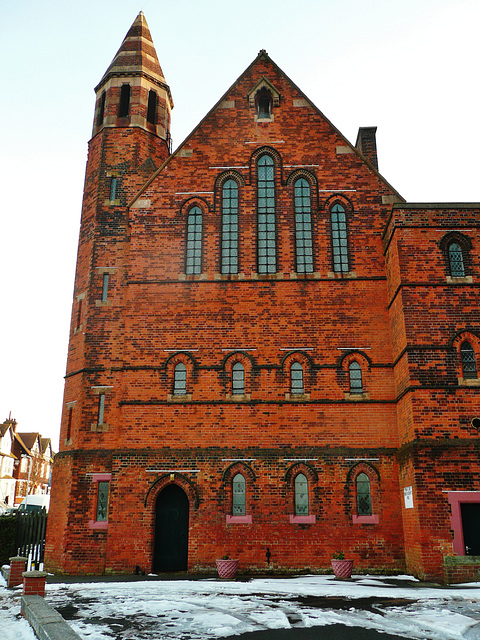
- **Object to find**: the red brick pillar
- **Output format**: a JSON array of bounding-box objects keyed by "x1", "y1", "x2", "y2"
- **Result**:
[
  {"x1": 22, "y1": 570, "x2": 48, "y2": 597},
  {"x1": 8, "y1": 556, "x2": 27, "y2": 588}
]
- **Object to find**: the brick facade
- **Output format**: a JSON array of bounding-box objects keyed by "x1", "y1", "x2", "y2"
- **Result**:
[{"x1": 44, "y1": 13, "x2": 480, "y2": 583}]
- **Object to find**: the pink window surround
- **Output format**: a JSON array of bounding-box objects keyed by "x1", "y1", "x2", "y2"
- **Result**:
[
  {"x1": 352, "y1": 514, "x2": 379, "y2": 524},
  {"x1": 289, "y1": 515, "x2": 316, "y2": 524},
  {"x1": 88, "y1": 473, "x2": 112, "y2": 530},
  {"x1": 448, "y1": 491, "x2": 480, "y2": 555},
  {"x1": 92, "y1": 473, "x2": 112, "y2": 482},
  {"x1": 226, "y1": 515, "x2": 252, "y2": 524},
  {"x1": 88, "y1": 520, "x2": 108, "y2": 530}
]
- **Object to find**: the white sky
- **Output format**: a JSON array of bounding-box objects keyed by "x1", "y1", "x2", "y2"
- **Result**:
[{"x1": 1, "y1": 0, "x2": 479, "y2": 446}]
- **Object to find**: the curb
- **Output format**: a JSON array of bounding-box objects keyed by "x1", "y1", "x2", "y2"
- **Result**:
[{"x1": 21, "y1": 594, "x2": 82, "y2": 640}]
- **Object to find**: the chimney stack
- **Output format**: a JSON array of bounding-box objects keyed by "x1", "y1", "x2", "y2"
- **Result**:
[{"x1": 356, "y1": 126, "x2": 378, "y2": 171}]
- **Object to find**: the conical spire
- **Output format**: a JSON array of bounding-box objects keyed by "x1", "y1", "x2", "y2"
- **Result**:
[{"x1": 97, "y1": 12, "x2": 166, "y2": 90}]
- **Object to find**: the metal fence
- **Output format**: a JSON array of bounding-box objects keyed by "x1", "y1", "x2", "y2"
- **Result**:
[{"x1": 14, "y1": 509, "x2": 48, "y2": 568}]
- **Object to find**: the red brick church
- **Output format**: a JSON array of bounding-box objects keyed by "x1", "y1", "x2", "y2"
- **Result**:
[{"x1": 45, "y1": 13, "x2": 480, "y2": 583}]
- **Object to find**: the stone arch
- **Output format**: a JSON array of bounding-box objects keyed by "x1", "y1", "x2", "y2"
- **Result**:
[{"x1": 144, "y1": 472, "x2": 200, "y2": 510}]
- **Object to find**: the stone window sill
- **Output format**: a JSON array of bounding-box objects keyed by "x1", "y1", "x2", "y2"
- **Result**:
[
  {"x1": 352, "y1": 514, "x2": 379, "y2": 524},
  {"x1": 289, "y1": 515, "x2": 315, "y2": 524},
  {"x1": 167, "y1": 394, "x2": 193, "y2": 402},
  {"x1": 91, "y1": 423, "x2": 109, "y2": 433},
  {"x1": 344, "y1": 392, "x2": 369, "y2": 401},
  {"x1": 226, "y1": 515, "x2": 252, "y2": 524},
  {"x1": 327, "y1": 271, "x2": 357, "y2": 279},
  {"x1": 446, "y1": 276, "x2": 473, "y2": 284},
  {"x1": 457, "y1": 378, "x2": 480, "y2": 387},
  {"x1": 285, "y1": 393, "x2": 310, "y2": 401},
  {"x1": 225, "y1": 394, "x2": 251, "y2": 402}
]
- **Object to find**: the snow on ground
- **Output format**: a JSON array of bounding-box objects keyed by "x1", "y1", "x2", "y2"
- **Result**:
[
  {"x1": 2, "y1": 573, "x2": 480, "y2": 640},
  {"x1": 0, "y1": 582, "x2": 36, "y2": 640}
]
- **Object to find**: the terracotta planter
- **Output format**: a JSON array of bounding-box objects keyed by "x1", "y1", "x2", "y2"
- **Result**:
[
  {"x1": 331, "y1": 559, "x2": 354, "y2": 578},
  {"x1": 216, "y1": 558, "x2": 239, "y2": 579}
]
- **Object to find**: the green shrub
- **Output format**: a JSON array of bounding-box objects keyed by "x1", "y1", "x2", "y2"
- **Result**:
[{"x1": 0, "y1": 515, "x2": 17, "y2": 566}]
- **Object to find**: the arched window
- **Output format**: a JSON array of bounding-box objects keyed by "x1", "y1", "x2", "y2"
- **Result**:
[
  {"x1": 173, "y1": 363, "x2": 187, "y2": 395},
  {"x1": 118, "y1": 84, "x2": 131, "y2": 117},
  {"x1": 349, "y1": 361, "x2": 363, "y2": 393},
  {"x1": 147, "y1": 90, "x2": 157, "y2": 125},
  {"x1": 356, "y1": 472, "x2": 372, "y2": 516},
  {"x1": 461, "y1": 342, "x2": 478, "y2": 379},
  {"x1": 291, "y1": 362, "x2": 304, "y2": 395},
  {"x1": 294, "y1": 473, "x2": 309, "y2": 516},
  {"x1": 257, "y1": 155, "x2": 276, "y2": 274},
  {"x1": 449, "y1": 242, "x2": 465, "y2": 278},
  {"x1": 331, "y1": 203, "x2": 349, "y2": 273},
  {"x1": 256, "y1": 88, "x2": 272, "y2": 119},
  {"x1": 221, "y1": 179, "x2": 239, "y2": 274},
  {"x1": 232, "y1": 362, "x2": 245, "y2": 395},
  {"x1": 294, "y1": 178, "x2": 313, "y2": 273},
  {"x1": 232, "y1": 473, "x2": 246, "y2": 516},
  {"x1": 186, "y1": 206, "x2": 202, "y2": 274},
  {"x1": 97, "y1": 91, "x2": 106, "y2": 126}
]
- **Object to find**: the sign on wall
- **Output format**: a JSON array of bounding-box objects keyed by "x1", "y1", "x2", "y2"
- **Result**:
[{"x1": 404, "y1": 486, "x2": 414, "y2": 509}]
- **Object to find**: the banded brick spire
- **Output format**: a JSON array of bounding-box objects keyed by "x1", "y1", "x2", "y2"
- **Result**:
[
  {"x1": 97, "y1": 12, "x2": 167, "y2": 89},
  {"x1": 92, "y1": 12, "x2": 172, "y2": 145}
]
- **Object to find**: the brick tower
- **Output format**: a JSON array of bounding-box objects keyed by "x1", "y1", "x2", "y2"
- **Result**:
[{"x1": 45, "y1": 13, "x2": 173, "y2": 573}]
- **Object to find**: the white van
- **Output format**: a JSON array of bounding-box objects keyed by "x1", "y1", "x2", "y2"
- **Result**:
[{"x1": 18, "y1": 495, "x2": 50, "y2": 512}]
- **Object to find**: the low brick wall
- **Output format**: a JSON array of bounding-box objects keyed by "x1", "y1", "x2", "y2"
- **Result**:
[{"x1": 443, "y1": 555, "x2": 480, "y2": 584}]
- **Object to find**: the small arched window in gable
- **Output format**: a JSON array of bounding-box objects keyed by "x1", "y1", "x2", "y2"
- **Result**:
[
  {"x1": 461, "y1": 342, "x2": 478, "y2": 379},
  {"x1": 349, "y1": 361, "x2": 363, "y2": 394},
  {"x1": 291, "y1": 362, "x2": 304, "y2": 395},
  {"x1": 232, "y1": 362, "x2": 245, "y2": 395},
  {"x1": 449, "y1": 242, "x2": 465, "y2": 278},
  {"x1": 173, "y1": 363, "x2": 187, "y2": 395},
  {"x1": 221, "y1": 179, "x2": 239, "y2": 274},
  {"x1": 232, "y1": 473, "x2": 246, "y2": 516},
  {"x1": 356, "y1": 472, "x2": 372, "y2": 516},
  {"x1": 256, "y1": 88, "x2": 272, "y2": 119},
  {"x1": 294, "y1": 178, "x2": 313, "y2": 273},
  {"x1": 186, "y1": 206, "x2": 203, "y2": 274},
  {"x1": 294, "y1": 473, "x2": 309, "y2": 516},
  {"x1": 331, "y1": 203, "x2": 349, "y2": 273}
]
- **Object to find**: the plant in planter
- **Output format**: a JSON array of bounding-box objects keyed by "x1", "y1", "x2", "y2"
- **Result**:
[
  {"x1": 331, "y1": 551, "x2": 354, "y2": 579},
  {"x1": 215, "y1": 554, "x2": 239, "y2": 579}
]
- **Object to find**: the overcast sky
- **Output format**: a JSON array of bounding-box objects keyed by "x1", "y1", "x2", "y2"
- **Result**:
[{"x1": 1, "y1": 0, "x2": 479, "y2": 446}]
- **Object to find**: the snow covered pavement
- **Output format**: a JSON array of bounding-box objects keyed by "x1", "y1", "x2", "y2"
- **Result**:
[{"x1": 2, "y1": 573, "x2": 480, "y2": 640}]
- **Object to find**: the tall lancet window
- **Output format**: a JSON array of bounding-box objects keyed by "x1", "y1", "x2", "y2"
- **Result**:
[
  {"x1": 232, "y1": 473, "x2": 246, "y2": 516},
  {"x1": 294, "y1": 473, "x2": 309, "y2": 516},
  {"x1": 294, "y1": 178, "x2": 313, "y2": 273},
  {"x1": 221, "y1": 179, "x2": 239, "y2": 274},
  {"x1": 257, "y1": 155, "x2": 276, "y2": 273},
  {"x1": 186, "y1": 206, "x2": 203, "y2": 274},
  {"x1": 331, "y1": 203, "x2": 349, "y2": 272}
]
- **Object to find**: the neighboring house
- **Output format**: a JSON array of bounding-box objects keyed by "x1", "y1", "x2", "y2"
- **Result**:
[
  {"x1": 11, "y1": 429, "x2": 53, "y2": 505},
  {"x1": 45, "y1": 13, "x2": 480, "y2": 583},
  {"x1": 0, "y1": 419, "x2": 17, "y2": 506}
]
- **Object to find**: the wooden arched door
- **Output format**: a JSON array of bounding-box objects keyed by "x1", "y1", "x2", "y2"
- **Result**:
[{"x1": 153, "y1": 484, "x2": 189, "y2": 571}]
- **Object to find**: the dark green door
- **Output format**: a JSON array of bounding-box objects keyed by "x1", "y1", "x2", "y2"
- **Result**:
[
  {"x1": 461, "y1": 503, "x2": 480, "y2": 555},
  {"x1": 154, "y1": 485, "x2": 189, "y2": 571}
]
